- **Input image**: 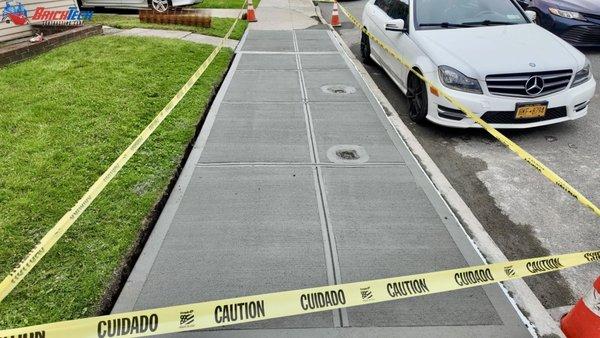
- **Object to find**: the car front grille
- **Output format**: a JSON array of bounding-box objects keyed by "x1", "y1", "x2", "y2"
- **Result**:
[
  {"x1": 583, "y1": 12, "x2": 600, "y2": 21},
  {"x1": 485, "y1": 70, "x2": 573, "y2": 98},
  {"x1": 561, "y1": 25, "x2": 600, "y2": 45},
  {"x1": 481, "y1": 106, "x2": 567, "y2": 124}
]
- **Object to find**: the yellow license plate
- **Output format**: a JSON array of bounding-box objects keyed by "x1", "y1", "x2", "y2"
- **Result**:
[{"x1": 515, "y1": 104, "x2": 547, "y2": 119}]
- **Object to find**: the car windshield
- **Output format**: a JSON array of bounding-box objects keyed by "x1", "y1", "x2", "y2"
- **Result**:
[{"x1": 415, "y1": 0, "x2": 528, "y2": 29}]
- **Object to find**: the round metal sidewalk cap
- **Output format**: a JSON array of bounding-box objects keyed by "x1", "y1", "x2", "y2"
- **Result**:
[
  {"x1": 327, "y1": 145, "x2": 369, "y2": 164},
  {"x1": 321, "y1": 85, "x2": 357, "y2": 95}
]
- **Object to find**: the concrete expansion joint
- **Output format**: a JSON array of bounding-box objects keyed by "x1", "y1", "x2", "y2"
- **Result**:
[{"x1": 292, "y1": 28, "x2": 349, "y2": 328}]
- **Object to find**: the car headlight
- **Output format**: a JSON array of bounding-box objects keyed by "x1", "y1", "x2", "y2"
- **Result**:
[
  {"x1": 438, "y1": 66, "x2": 483, "y2": 94},
  {"x1": 548, "y1": 7, "x2": 586, "y2": 21},
  {"x1": 572, "y1": 61, "x2": 592, "y2": 88}
]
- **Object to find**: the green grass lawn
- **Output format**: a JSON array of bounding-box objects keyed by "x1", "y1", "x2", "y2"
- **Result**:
[
  {"x1": 0, "y1": 35, "x2": 233, "y2": 329},
  {"x1": 195, "y1": 0, "x2": 260, "y2": 9},
  {"x1": 91, "y1": 14, "x2": 247, "y2": 40}
]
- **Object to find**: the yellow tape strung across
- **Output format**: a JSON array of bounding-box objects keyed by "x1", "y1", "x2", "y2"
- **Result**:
[
  {"x1": 0, "y1": 5, "x2": 245, "y2": 303},
  {"x1": 0, "y1": 251, "x2": 598, "y2": 337},
  {"x1": 1, "y1": 4, "x2": 599, "y2": 338},
  {"x1": 334, "y1": 2, "x2": 600, "y2": 218}
]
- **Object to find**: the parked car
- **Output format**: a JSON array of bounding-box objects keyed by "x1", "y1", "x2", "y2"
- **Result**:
[
  {"x1": 79, "y1": 0, "x2": 201, "y2": 13},
  {"x1": 361, "y1": 0, "x2": 596, "y2": 128},
  {"x1": 516, "y1": 0, "x2": 531, "y2": 9},
  {"x1": 525, "y1": 0, "x2": 600, "y2": 47}
]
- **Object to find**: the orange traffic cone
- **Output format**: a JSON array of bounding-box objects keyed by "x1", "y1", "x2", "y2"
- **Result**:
[
  {"x1": 246, "y1": 0, "x2": 257, "y2": 22},
  {"x1": 561, "y1": 276, "x2": 600, "y2": 337},
  {"x1": 331, "y1": 2, "x2": 341, "y2": 27}
]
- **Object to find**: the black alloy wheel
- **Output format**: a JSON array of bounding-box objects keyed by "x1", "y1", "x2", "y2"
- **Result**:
[
  {"x1": 406, "y1": 74, "x2": 428, "y2": 123},
  {"x1": 360, "y1": 31, "x2": 373, "y2": 64}
]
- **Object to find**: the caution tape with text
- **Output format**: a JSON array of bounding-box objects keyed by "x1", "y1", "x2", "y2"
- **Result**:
[
  {"x1": 0, "y1": 251, "x2": 598, "y2": 337},
  {"x1": 331, "y1": 1, "x2": 600, "y2": 218},
  {"x1": 1, "y1": 3, "x2": 600, "y2": 338},
  {"x1": 0, "y1": 3, "x2": 245, "y2": 303}
]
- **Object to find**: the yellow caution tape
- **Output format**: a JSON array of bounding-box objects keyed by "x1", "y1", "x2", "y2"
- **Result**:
[
  {"x1": 0, "y1": 250, "x2": 598, "y2": 337},
  {"x1": 0, "y1": 4, "x2": 598, "y2": 337},
  {"x1": 0, "y1": 4, "x2": 246, "y2": 303},
  {"x1": 334, "y1": 2, "x2": 600, "y2": 218}
]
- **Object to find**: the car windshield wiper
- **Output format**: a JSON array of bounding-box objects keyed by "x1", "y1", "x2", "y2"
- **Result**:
[
  {"x1": 419, "y1": 22, "x2": 472, "y2": 28},
  {"x1": 461, "y1": 20, "x2": 518, "y2": 26}
]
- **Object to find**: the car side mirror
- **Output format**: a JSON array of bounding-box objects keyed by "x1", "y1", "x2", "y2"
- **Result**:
[
  {"x1": 525, "y1": 10, "x2": 537, "y2": 22},
  {"x1": 385, "y1": 19, "x2": 407, "y2": 33}
]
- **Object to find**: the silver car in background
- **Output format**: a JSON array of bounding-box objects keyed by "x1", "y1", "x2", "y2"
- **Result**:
[{"x1": 80, "y1": 0, "x2": 201, "y2": 13}]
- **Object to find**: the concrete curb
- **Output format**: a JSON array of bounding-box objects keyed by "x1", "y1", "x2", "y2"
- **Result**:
[{"x1": 314, "y1": 4, "x2": 563, "y2": 337}]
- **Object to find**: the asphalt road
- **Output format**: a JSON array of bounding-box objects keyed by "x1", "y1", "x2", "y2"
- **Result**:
[{"x1": 319, "y1": 0, "x2": 600, "y2": 309}]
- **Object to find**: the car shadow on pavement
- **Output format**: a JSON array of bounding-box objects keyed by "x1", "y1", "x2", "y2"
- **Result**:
[{"x1": 579, "y1": 47, "x2": 600, "y2": 55}]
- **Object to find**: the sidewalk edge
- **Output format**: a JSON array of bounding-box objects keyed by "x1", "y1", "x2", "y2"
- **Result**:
[{"x1": 314, "y1": 5, "x2": 562, "y2": 337}]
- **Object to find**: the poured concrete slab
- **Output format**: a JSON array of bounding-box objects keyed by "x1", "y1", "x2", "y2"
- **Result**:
[
  {"x1": 303, "y1": 69, "x2": 368, "y2": 102},
  {"x1": 240, "y1": 38, "x2": 295, "y2": 52},
  {"x1": 198, "y1": 103, "x2": 310, "y2": 163},
  {"x1": 295, "y1": 30, "x2": 332, "y2": 40},
  {"x1": 251, "y1": 8, "x2": 318, "y2": 30},
  {"x1": 310, "y1": 102, "x2": 404, "y2": 163},
  {"x1": 296, "y1": 30, "x2": 337, "y2": 53},
  {"x1": 223, "y1": 70, "x2": 302, "y2": 102},
  {"x1": 297, "y1": 38, "x2": 338, "y2": 52},
  {"x1": 133, "y1": 167, "x2": 333, "y2": 329},
  {"x1": 240, "y1": 31, "x2": 295, "y2": 52},
  {"x1": 113, "y1": 28, "x2": 238, "y2": 48},
  {"x1": 301, "y1": 54, "x2": 348, "y2": 70},
  {"x1": 321, "y1": 166, "x2": 502, "y2": 326},
  {"x1": 116, "y1": 28, "x2": 191, "y2": 39},
  {"x1": 245, "y1": 30, "x2": 294, "y2": 40},
  {"x1": 237, "y1": 54, "x2": 298, "y2": 70}
]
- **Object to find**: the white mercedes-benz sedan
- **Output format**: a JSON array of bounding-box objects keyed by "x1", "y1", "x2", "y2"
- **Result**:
[{"x1": 361, "y1": 0, "x2": 596, "y2": 128}]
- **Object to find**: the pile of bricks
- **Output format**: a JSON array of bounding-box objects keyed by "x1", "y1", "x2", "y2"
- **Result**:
[{"x1": 139, "y1": 10, "x2": 211, "y2": 27}]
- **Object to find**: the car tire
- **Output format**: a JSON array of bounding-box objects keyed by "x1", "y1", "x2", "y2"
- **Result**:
[
  {"x1": 151, "y1": 0, "x2": 170, "y2": 12},
  {"x1": 360, "y1": 31, "x2": 373, "y2": 65},
  {"x1": 406, "y1": 72, "x2": 429, "y2": 124}
]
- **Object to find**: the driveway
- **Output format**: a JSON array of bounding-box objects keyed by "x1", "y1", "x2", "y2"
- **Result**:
[{"x1": 319, "y1": 0, "x2": 600, "y2": 309}]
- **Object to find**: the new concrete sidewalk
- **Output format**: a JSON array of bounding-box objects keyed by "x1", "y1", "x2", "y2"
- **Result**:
[
  {"x1": 113, "y1": 2, "x2": 532, "y2": 337},
  {"x1": 250, "y1": 0, "x2": 319, "y2": 30}
]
